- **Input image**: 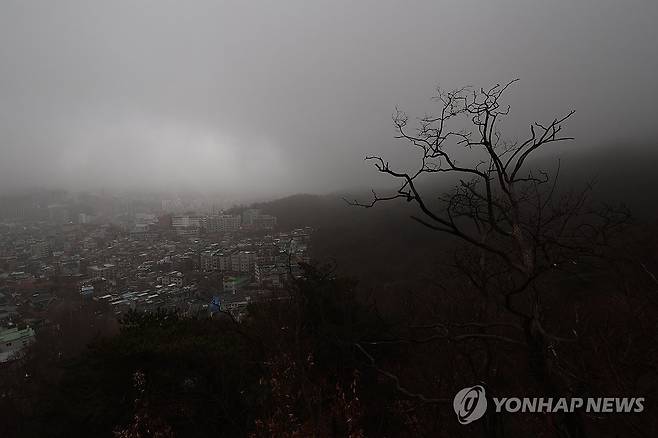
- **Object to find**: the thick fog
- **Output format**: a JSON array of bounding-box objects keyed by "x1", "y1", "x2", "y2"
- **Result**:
[{"x1": 1, "y1": 0, "x2": 657, "y2": 197}]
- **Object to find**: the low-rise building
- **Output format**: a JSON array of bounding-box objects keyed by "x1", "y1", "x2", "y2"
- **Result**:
[
  {"x1": 171, "y1": 215, "x2": 203, "y2": 236},
  {"x1": 161, "y1": 271, "x2": 183, "y2": 287},
  {"x1": 0, "y1": 326, "x2": 36, "y2": 363},
  {"x1": 205, "y1": 215, "x2": 241, "y2": 233},
  {"x1": 222, "y1": 275, "x2": 250, "y2": 294}
]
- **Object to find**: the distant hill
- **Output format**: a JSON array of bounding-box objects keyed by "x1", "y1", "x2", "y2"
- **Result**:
[
  {"x1": 252, "y1": 144, "x2": 658, "y2": 285},
  {"x1": 553, "y1": 143, "x2": 658, "y2": 217},
  {"x1": 252, "y1": 192, "x2": 447, "y2": 286}
]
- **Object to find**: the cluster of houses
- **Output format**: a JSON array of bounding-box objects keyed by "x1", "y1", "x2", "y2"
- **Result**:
[
  {"x1": 0, "y1": 200, "x2": 312, "y2": 362},
  {"x1": 94, "y1": 282, "x2": 198, "y2": 316}
]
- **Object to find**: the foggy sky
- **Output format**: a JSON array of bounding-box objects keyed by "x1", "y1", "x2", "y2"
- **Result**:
[{"x1": 1, "y1": 0, "x2": 657, "y2": 197}]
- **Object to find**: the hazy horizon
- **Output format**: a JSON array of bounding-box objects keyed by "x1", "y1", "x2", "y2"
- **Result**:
[{"x1": 2, "y1": 0, "x2": 658, "y2": 197}]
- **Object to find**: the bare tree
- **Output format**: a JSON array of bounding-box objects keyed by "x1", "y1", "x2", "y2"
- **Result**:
[{"x1": 349, "y1": 80, "x2": 630, "y2": 437}]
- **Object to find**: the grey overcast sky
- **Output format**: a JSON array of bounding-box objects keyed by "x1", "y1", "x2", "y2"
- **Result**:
[{"x1": 1, "y1": 0, "x2": 657, "y2": 196}]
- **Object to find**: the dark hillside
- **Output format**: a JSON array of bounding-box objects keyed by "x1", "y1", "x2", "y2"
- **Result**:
[
  {"x1": 254, "y1": 145, "x2": 658, "y2": 286},
  {"x1": 255, "y1": 193, "x2": 452, "y2": 287}
]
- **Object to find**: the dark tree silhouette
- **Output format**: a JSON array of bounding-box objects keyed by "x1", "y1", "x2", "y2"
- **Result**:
[{"x1": 349, "y1": 80, "x2": 631, "y2": 437}]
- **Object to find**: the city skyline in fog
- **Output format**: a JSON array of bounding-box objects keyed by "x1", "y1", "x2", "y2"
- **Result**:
[{"x1": 1, "y1": 0, "x2": 658, "y2": 197}]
